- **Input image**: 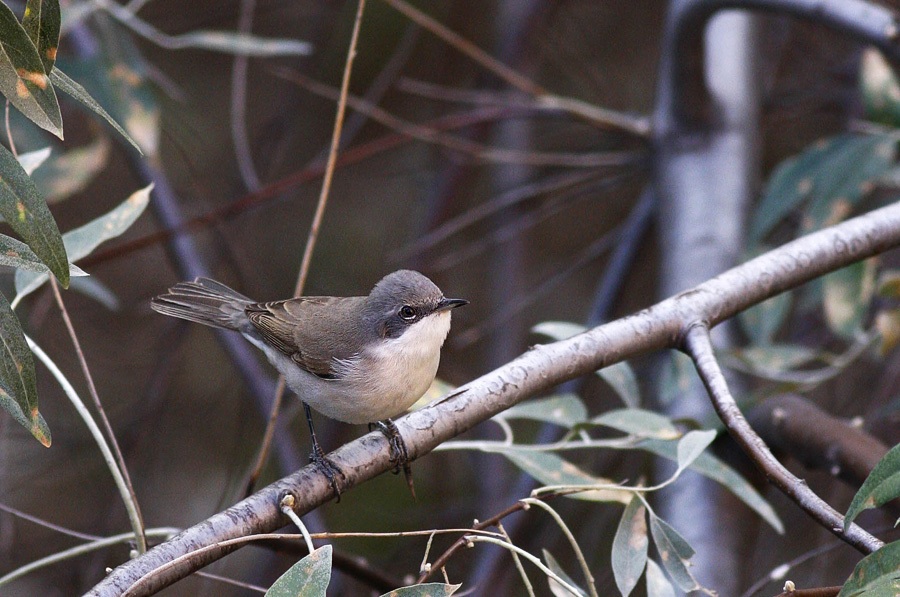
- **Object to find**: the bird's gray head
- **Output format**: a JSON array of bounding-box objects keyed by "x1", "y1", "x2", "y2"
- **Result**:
[{"x1": 364, "y1": 270, "x2": 467, "y2": 339}]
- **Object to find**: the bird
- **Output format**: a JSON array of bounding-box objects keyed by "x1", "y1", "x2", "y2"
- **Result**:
[{"x1": 150, "y1": 270, "x2": 467, "y2": 496}]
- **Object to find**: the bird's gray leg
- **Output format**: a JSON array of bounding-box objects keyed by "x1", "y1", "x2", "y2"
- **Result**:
[
  {"x1": 303, "y1": 402, "x2": 345, "y2": 500},
  {"x1": 371, "y1": 419, "x2": 415, "y2": 499}
]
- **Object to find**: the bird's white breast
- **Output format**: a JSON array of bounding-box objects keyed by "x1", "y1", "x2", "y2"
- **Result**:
[{"x1": 257, "y1": 311, "x2": 453, "y2": 424}]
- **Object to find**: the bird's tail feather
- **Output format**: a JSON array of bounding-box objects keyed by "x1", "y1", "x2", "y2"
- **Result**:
[{"x1": 151, "y1": 278, "x2": 252, "y2": 331}]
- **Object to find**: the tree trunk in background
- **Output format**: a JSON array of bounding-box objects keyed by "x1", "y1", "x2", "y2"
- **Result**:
[{"x1": 654, "y1": 6, "x2": 763, "y2": 593}]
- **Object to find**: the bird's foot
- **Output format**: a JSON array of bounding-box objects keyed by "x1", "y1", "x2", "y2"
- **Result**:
[
  {"x1": 371, "y1": 419, "x2": 415, "y2": 499},
  {"x1": 309, "y1": 443, "x2": 345, "y2": 501}
]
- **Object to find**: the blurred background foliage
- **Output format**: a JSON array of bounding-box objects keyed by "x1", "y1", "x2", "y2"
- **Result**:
[{"x1": 1, "y1": 0, "x2": 900, "y2": 595}]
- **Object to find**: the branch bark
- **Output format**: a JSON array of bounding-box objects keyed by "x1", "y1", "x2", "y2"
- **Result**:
[{"x1": 88, "y1": 200, "x2": 900, "y2": 595}]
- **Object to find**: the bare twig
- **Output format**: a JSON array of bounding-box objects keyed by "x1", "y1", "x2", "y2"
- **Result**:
[
  {"x1": 89, "y1": 200, "x2": 900, "y2": 595},
  {"x1": 273, "y1": 67, "x2": 644, "y2": 168},
  {"x1": 681, "y1": 324, "x2": 882, "y2": 553},
  {"x1": 378, "y1": 0, "x2": 650, "y2": 136},
  {"x1": 230, "y1": 0, "x2": 261, "y2": 190},
  {"x1": 49, "y1": 278, "x2": 147, "y2": 553}
]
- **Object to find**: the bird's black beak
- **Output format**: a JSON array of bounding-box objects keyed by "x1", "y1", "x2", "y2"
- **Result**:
[{"x1": 436, "y1": 297, "x2": 469, "y2": 312}]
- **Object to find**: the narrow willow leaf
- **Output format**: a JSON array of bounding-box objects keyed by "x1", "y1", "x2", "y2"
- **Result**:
[
  {"x1": 612, "y1": 495, "x2": 648, "y2": 597},
  {"x1": 378, "y1": 583, "x2": 462, "y2": 597},
  {"x1": 592, "y1": 408, "x2": 680, "y2": 440},
  {"x1": 837, "y1": 540, "x2": 900, "y2": 597},
  {"x1": 861, "y1": 49, "x2": 900, "y2": 127},
  {"x1": 0, "y1": 2, "x2": 61, "y2": 137},
  {"x1": 675, "y1": 430, "x2": 717, "y2": 473},
  {"x1": 497, "y1": 394, "x2": 587, "y2": 428},
  {"x1": 597, "y1": 361, "x2": 641, "y2": 408},
  {"x1": 645, "y1": 559, "x2": 676, "y2": 597},
  {"x1": 33, "y1": 137, "x2": 109, "y2": 203},
  {"x1": 727, "y1": 344, "x2": 821, "y2": 376},
  {"x1": 532, "y1": 320, "x2": 587, "y2": 341},
  {"x1": 49, "y1": 68, "x2": 142, "y2": 154},
  {"x1": 639, "y1": 438, "x2": 784, "y2": 533},
  {"x1": 265, "y1": 544, "x2": 332, "y2": 597},
  {"x1": 495, "y1": 447, "x2": 631, "y2": 503},
  {"x1": 16, "y1": 184, "x2": 151, "y2": 299},
  {"x1": 0, "y1": 143, "x2": 68, "y2": 286},
  {"x1": 0, "y1": 288, "x2": 48, "y2": 446},
  {"x1": 648, "y1": 515, "x2": 700, "y2": 593},
  {"x1": 0, "y1": 232, "x2": 85, "y2": 275},
  {"x1": 543, "y1": 550, "x2": 588, "y2": 597},
  {"x1": 22, "y1": 0, "x2": 61, "y2": 73},
  {"x1": 17, "y1": 146, "x2": 51, "y2": 175},
  {"x1": 162, "y1": 30, "x2": 312, "y2": 56},
  {"x1": 738, "y1": 289, "x2": 792, "y2": 345},
  {"x1": 823, "y1": 259, "x2": 877, "y2": 340},
  {"x1": 844, "y1": 443, "x2": 900, "y2": 529}
]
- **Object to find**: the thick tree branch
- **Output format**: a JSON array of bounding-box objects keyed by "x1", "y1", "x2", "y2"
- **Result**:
[
  {"x1": 682, "y1": 324, "x2": 882, "y2": 553},
  {"x1": 88, "y1": 200, "x2": 900, "y2": 595},
  {"x1": 664, "y1": 0, "x2": 900, "y2": 128},
  {"x1": 748, "y1": 394, "x2": 890, "y2": 488}
]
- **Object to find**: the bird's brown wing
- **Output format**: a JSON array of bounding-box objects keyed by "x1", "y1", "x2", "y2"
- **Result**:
[{"x1": 245, "y1": 296, "x2": 366, "y2": 379}]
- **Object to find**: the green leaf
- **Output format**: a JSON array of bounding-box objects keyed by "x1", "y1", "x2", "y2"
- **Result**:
[
  {"x1": 22, "y1": 0, "x2": 60, "y2": 74},
  {"x1": 592, "y1": 408, "x2": 680, "y2": 440},
  {"x1": 32, "y1": 136, "x2": 109, "y2": 203},
  {"x1": 159, "y1": 30, "x2": 313, "y2": 56},
  {"x1": 0, "y1": 143, "x2": 68, "y2": 286},
  {"x1": 675, "y1": 430, "x2": 716, "y2": 472},
  {"x1": 265, "y1": 544, "x2": 332, "y2": 597},
  {"x1": 844, "y1": 443, "x2": 900, "y2": 529},
  {"x1": 597, "y1": 361, "x2": 641, "y2": 408},
  {"x1": 543, "y1": 550, "x2": 587, "y2": 597},
  {"x1": 657, "y1": 351, "x2": 696, "y2": 407},
  {"x1": 738, "y1": 289, "x2": 792, "y2": 345},
  {"x1": 639, "y1": 438, "x2": 784, "y2": 533},
  {"x1": 837, "y1": 540, "x2": 900, "y2": 597},
  {"x1": 0, "y1": 2, "x2": 61, "y2": 137},
  {"x1": 727, "y1": 344, "x2": 821, "y2": 377},
  {"x1": 648, "y1": 515, "x2": 700, "y2": 593},
  {"x1": 611, "y1": 495, "x2": 648, "y2": 597},
  {"x1": 823, "y1": 260, "x2": 877, "y2": 340},
  {"x1": 16, "y1": 146, "x2": 50, "y2": 175},
  {"x1": 645, "y1": 559, "x2": 675, "y2": 597},
  {"x1": 497, "y1": 394, "x2": 587, "y2": 428},
  {"x1": 0, "y1": 232, "x2": 85, "y2": 276},
  {"x1": 378, "y1": 582, "x2": 462, "y2": 596},
  {"x1": 860, "y1": 49, "x2": 900, "y2": 127},
  {"x1": 49, "y1": 68, "x2": 142, "y2": 154},
  {"x1": 532, "y1": 320, "x2": 587, "y2": 341},
  {"x1": 750, "y1": 134, "x2": 896, "y2": 244},
  {"x1": 801, "y1": 134, "x2": 895, "y2": 233},
  {"x1": 495, "y1": 447, "x2": 631, "y2": 503},
  {"x1": 15, "y1": 184, "x2": 151, "y2": 299},
  {"x1": 0, "y1": 288, "x2": 48, "y2": 446}
]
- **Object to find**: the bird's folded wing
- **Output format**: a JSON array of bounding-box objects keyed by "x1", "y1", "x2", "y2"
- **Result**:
[{"x1": 245, "y1": 296, "x2": 364, "y2": 379}]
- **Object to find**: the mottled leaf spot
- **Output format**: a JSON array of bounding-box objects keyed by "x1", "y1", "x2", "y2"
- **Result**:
[
  {"x1": 46, "y1": 47, "x2": 57, "y2": 62},
  {"x1": 796, "y1": 178, "x2": 813, "y2": 195},
  {"x1": 16, "y1": 69, "x2": 48, "y2": 90},
  {"x1": 16, "y1": 201, "x2": 26, "y2": 222},
  {"x1": 15, "y1": 79, "x2": 30, "y2": 99}
]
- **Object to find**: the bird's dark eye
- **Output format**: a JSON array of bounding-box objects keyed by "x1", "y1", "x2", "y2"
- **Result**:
[{"x1": 399, "y1": 305, "x2": 417, "y2": 321}]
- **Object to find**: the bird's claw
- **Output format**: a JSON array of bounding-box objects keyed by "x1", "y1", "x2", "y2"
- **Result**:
[
  {"x1": 372, "y1": 419, "x2": 415, "y2": 499},
  {"x1": 309, "y1": 444, "x2": 345, "y2": 501}
]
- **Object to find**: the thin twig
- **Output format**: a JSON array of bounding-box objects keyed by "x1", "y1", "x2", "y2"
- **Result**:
[
  {"x1": 274, "y1": 67, "x2": 643, "y2": 168},
  {"x1": 0, "y1": 501, "x2": 101, "y2": 542},
  {"x1": 378, "y1": 0, "x2": 650, "y2": 136},
  {"x1": 681, "y1": 323, "x2": 883, "y2": 553},
  {"x1": 49, "y1": 278, "x2": 148, "y2": 552},
  {"x1": 245, "y1": 0, "x2": 369, "y2": 494},
  {"x1": 230, "y1": 0, "x2": 261, "y2": 190}
]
